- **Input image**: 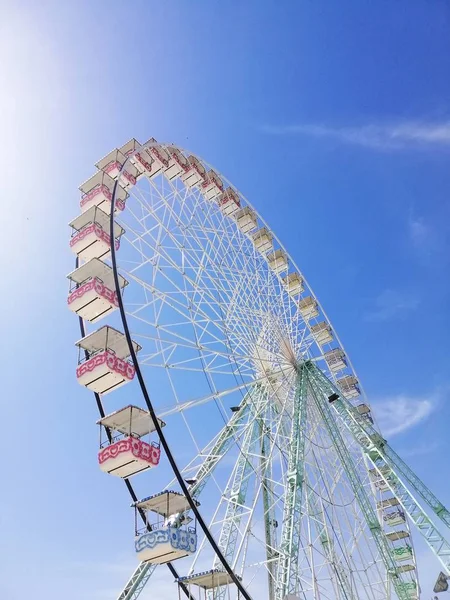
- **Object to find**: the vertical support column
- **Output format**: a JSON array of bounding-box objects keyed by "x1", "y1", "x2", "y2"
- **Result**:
[
  {"x1": 275, "y1": 365, "x2": 308, "y2": 600},
  {"x1": 260, "y1": 411, "x2": 278, "y2": 600},
  {"x1": 304, "y1": 362, "x2": 411, "y2": 600}
]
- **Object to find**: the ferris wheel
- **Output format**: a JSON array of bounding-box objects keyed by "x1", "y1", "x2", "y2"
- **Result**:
[{"x1": 68, "y1": 138, "x2": 450, "y2": 600}]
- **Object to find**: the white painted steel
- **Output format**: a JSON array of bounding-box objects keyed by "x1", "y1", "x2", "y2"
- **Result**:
[{"x1": 88, "y1": 139, "x2": 426, "y2": 600}]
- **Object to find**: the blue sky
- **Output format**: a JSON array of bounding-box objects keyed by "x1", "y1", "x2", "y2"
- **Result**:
[{"x1": 1, "y1": 1, "x2": 449, "y2": 598}]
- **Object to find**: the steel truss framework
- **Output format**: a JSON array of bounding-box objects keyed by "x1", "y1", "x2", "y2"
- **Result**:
[
  {"x1": 117, "y1": 359, "x2": 450, "y2": 600},
  {"x1": 71, "y1": 139, "x2": 450, "y2": 600}
]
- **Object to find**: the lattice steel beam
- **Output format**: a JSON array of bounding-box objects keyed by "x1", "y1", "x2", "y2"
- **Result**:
[
  {"x1": 305, "y1": 362, "x2": 412, "y2": 600},
  {"x1": 275, "y1": 365, "x2": 308, "y2": 600},
  {"x1": 261, "y1": 417, "x2": 279, "y2": 600},
  {"x1": 116, "y1": 563, "x2": 157, "y2": 600},
  {"x1": 309, "y1": 363, "x2": 450, "y2": 575}
]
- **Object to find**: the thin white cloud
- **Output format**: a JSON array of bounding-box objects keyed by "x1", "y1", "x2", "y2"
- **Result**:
[
  {"x1": 400, "y1": 439, "x2": 440, "y2": 458},
  {"x1": 364, "y1": 288, "x2": 419, "y2": 322},
  {"x1": 372, "y1": 393, "x2": 437, "y2": 437},
  {"x1": 261, "y1": 121, "x2": 450, "y2": 150},
  {"x1": 408, "y1": 215, "x2": 431, "y2": 250},
  {"x1": 407, "y1": 212, "x2": 450, "y2": 267}
]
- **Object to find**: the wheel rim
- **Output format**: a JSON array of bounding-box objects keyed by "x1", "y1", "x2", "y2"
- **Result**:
[{"x1": 104, "y1": 142, "x2": 397, "y2": 600}]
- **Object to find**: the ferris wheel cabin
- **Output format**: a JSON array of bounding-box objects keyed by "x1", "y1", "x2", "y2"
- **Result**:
[
  {"x1": 181, "y1": 155, "x2": 206, "y2": 188},
  {"x1": 386, "y1": 530, "x2": 410, "y2": 542},
  {"x1": 397, "y1": 582, "x2": 418, "y2": 600},
  {"x1": 201, "y1": 169, "x2": 224, "y2": 200},
  {"x1": 324, "y1": 348, "x2": 347, "y2": 373},
  {"x1": 95, "y1": 148, "x2": 138, "y2": 190},
  {"x1": 177, "y1": 569, "x2": 242, "y2": 598},
  {"x1": 139, "y1": 140, "x2": 171, "y2": 177},
  {"x1": 119, "y1": 138, "x2": 142, "y2": 162},
  {"x1": 393, "y1": 544, "x2": 414, "y2": 562},
  {"x1": 369, "y1": 466, "x2": 397, "y2": 492},
  {"x1": 378, "y1": 496, "x2": 400, "y2": 510},
  {"x1": 67, "y1": 258, "x2": 128, "y2": 323},
  {"x1": 219, "y1": 187, "x2": 241, "y2": 216},
  {"x1": 236, "y1": 206, "x2": 258, "y2": 234},
  {"x1": 75, "y1": 326, "x2": 141, "y2": 394},
  {"x1": 97, "y1": 405, "x2": 165, "y2": 478},
  {"x1": 398, "y1": 564, "x2": 416, "y2": 574},
  {"x1": 69, "y1": 206, "x2": 124, "y2": 262},
  {"x1": 337, "y1": 375, "x2": 360, "y2": 399},
  {"x1": 164, "y1": 146, "x2": 189, "y2": 181},
  {"x1": 383, "y1": 508, "x2": 406, "y2": 527},
  {"x1": 282, "y1": 272, "x2": 304, "y2": 297},
  {"x1": 133, "y1": 491, "x2": 199, "y2": 564},
  {"x1": 79, "y1": 170, "x2": 128, "y2": 214},
  {"x1": 354, "y1": 403, "x2": 374, "y2": 425},
  {"x1": 119, "y1": 137, "x2": 158, "y2": 177},
  {"x1": 311, "y1": 321, "x2": 333, "y2": 346},
  {"x1": 267, "y1": 249, "x2": 288, "y2": 274},
  {"x1": 298, "y1": 296, "x2": 319, "y2": 320},
  {"x1": 252, "y1": 227, "x2": 273, "y2": 254}
]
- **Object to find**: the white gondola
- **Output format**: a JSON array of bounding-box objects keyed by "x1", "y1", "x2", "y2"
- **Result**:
[
  {"x1": 201, "y1": 169, "x2": 224, "y2": 200},
  {"x1": 119, "y1": 138, "x2": 142, "y2": 161},
  {"x1": 164, "y1": 146, "x2": 188, "y2": 181},
  {"x1": 95, "y1": 148, "x2": 138, "y2": 190},
  {"x1": 356, "y1": 403, "x2": 370, "y2": 415},
  {"x1": 75, "y1": 326, "x2": 141, "y2": 395},
  {"x1": 298, "y1": 296, "x2": 319, "y2": 320},
  {"x1": 337, "y1": 375, "x2": 360, "y2": 399},
  {"x1": 393, "y1": 544, "x2": 413, "y2": 562},
  {"x1": 178, "y1": 569, "x2": 239, "y2": 590},
  {"x1": 133, "y1": 491, "x2": 199, "y2": 564},
  {"x1": 252, "y1": 227, "x2": 273, "y2": 254},
  {"x1": 181, "y1": 155, "x2": 206, "y2": 188},
  {"x1": 69, "y1": 206, "x2": 124, "y2": 262},
  {"x1": 398, "y1": 582, "x2": 417, "y2": 599},
  {"x1": 119, "y1": 137, "x2": 148, "y2": 178},
  {"x1": 386, "y1": 530, "x2": 409, "y2": 542},
  {"x1": 368, "y1": 432, "x2": 386, "y2": 450},
  {"x1": 377, "y1": 496, "x2": 400, "y2": 510},
  {"x1": 311, "y1": 321, "x2": 333, "y2": 345},
  {"x1": 97, "y1": 405, "x2": 165, "y2": 478},
  {"x1": 383, "y1": 509, "x2": 406, "y2": 527},
  {"x1": 397, "y1": 564, "x2": 415, "y2": 573},
  {"x1": 370, "y1": 466, "x2": 394, "y2": 492},
  {"x1": 235, "y1": 207, "x2": 257, "y2": 234},
  {"x1": 67, "y1": 258, "x2": 128, "y2": 323},
  {"x1": 267, "y1": 249, "x2": 288, "y2": 273},
  {"x1": 120, "y1": 138, "x2": 153, "y2": 176},
  {"x1": 369, "y1": 466, "x2": 390, "y2": 478},
  {"x1": 324, "y1": 348, "x2": 347, "y2": 373},
  {"x1": 362, "y1": 411, "x2": 374, "y2": 424},
  {"x1": 282, "y1": 272, "x2": 304, "y2": 297},
  {"x1": 218, "y1": 187, "x2": 241, "y2": 216},
  {"x1": 146, "y1": 139, "x2": 170, "y2": 164},
  {"x1": 134, "y1": 138, "x2": 167, "y2": 179},
  {"x1": 375, "y1": 477, "x2": 394, "y2": 493},
  {"x1": 79, "y1": 171, "x2": 128, "y2": 214}
]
